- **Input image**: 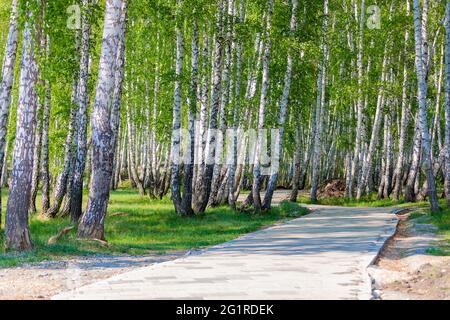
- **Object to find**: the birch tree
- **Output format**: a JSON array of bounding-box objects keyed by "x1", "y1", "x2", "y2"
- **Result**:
[
  {"x1": 262, "y1": 0, "x2": 298, "y2": 210},
  {"x1": 310, "y1": 0, "x2": 329, "y2": 202},
  {"x1": 0, "y1": 0, "x2": 18, "y2": 225},
  {"x1": 70, "y1": 0, "x2": 92, "y2": 222},
  {"x1": 393, "y1": 2, "x2": 411, "y2": 201},
  {"x1": 412, "y1": 0, "x2": 440, "y2": 213},
  {"x1": 77, "y1": 0, "x2": 128, "y2": 239},
  {"x1": 193, "y1": 0, "x2": 224, "y2": 213},
  {"x1": 444, "y1": 0, "x2": 450, "y2": 207},
  {"x1": 251, "y1": 0, "x2": 273, "y2": 212},
  {"x1": 5, "y1": 10, "x2": 39, "y2": 250},
  {"x1": 170, "y1": 0, "x2": 197, "y2": 216},
  {"x1": 348, "y1": 0, "x2": 365, "y2": 198}
]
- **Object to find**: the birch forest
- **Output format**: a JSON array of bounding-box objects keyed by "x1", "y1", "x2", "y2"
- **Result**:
[{"x1": 0, "y1": 0, "x2": 449, "y2": 252}]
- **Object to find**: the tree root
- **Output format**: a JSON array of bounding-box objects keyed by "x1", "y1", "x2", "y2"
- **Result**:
[{"x1": 47, "y1": 226, "x2": 75, "y2": 244}]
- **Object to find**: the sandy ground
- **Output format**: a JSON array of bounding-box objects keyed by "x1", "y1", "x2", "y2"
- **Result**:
[
  {"x1": 0, "y1": 252, "x2": 186, "y2": 300},
  {"x1": 369, "y1": 212, "x2": 450, "y2": 300}
]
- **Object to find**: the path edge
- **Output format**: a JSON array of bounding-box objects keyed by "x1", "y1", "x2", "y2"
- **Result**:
[{"x1": 366, "y1": 207, "x2": 410, "y2": 300}]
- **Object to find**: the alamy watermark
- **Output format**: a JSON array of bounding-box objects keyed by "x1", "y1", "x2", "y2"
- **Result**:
[
  {"x1": 67, "y1": 4, "x2": 81, "y2": 30},
  {"x1": 172, "y1": 123, "x2": 281, "y2": 176},
  {"x1": 65, "y1": 262, "x2": 82, "y2": 292},
  {"x1": 366, "y1": 5, "x2": 381, "y2": 30}
]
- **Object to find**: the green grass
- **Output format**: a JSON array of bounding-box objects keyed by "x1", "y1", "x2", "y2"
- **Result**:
[
  {"x1": 0, "y1": 189, "x2": 308, "y2": 268},
  {"x1": 408, "y1": 201, "x2": 450, "y2": 256},
  {"x1": 297, "y1": 192, "x2": 430, "y2": 208},
  {"x1": 426, "y1": 246, "x2": 450, "y2": 256}
]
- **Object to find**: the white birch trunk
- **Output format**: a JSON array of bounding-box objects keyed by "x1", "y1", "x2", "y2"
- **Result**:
[
  {"x1": 262, "y1": 0, "x2": 298, "y2": 209},
  {"x1": 310, "y1": 0, "x2": 329, "y2": 202},
  {"x1": 5, "y1": 13, "x2": 39, "y2": 250},
  {"x1": 170, "y1": 0, "x2": 185, "y2": 214},
  {"x1": 393, "y1": 8, "x2": 411, "y2": 200},
  {"x1": 444, "y1": 1, "x2": 450, "y2": 207},
  {"x1": 412, "y1": 0, "x2": 440, "y2": 212},
  {"x1": 228, "y1": 0, "x2": 244, "y2": 209},
  {"x1": 193, "y1": 0, "x2": 225, "y2": 213},
  {"x1": 78, "y1": 0, "x2": 128, "y2": 239},
  {"x1": 0, "y1": 0, "x2": 19, "y2": 224},
  {"x1": 252, "y1": 0, "x2": 273, "y2": 211},
  {"x1": 356, "y1": 46, "x2": 389, "y2": 199},
  {"x1": 348, "y1": 0, "x2": 365, "y2": 198},
  {"x1": 70, "y1": 0, "x2": 92, "y2": 222}
]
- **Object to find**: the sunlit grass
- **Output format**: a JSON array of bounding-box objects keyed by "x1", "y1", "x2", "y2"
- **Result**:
[
  {"x1": 0, "y1": 188, "x2": 308, "y2": 268},
  {"x1": 297, "y1": 192, "x2": 430, "y2": 208},
  {"x1": 408, "y1": 200, "x2": 450, "y2": 256}
]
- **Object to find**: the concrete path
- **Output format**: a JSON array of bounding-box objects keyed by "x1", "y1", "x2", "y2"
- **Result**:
[{"x1": 53, "y1": 205, "x2": 398, "y2": 300}]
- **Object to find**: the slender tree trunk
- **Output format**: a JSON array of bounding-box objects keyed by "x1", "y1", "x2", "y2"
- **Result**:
[
  {"x1": 384, "y1": 111, "x2": 393, "y2": 199},
  {"x1": 170, "y1": 0, "x2": 185, "y2": 214},
  {"x1": 78, "y1": 0, "x2": 128, "y2": 240},
  {"x1": 377, "y1": 117, "x2": 385, "y2": 197},
  {"x1": 29, "y1": 102, "x2": 42, "y2": 214},
  {"x1": 70, "y1": 0, "x2": 92, "y2": 223},
  {"x1": 0, "y1": 0, "x2": 19, "y2": 227},
  {"x1": 348, "y1": 0, "x2": 365, "y2": 198},
  {"x1": 417, "y1": 148, "x2": 445, "y2": 201},
  {"x1": 45, "y1": 78, "x2": 77, "y2": 217},
  {"x1": 290, "y1": 127, "x2": 302, "y2": 202},
  {"x1": 109, "y1": 14, "x2": 127, "y2": 187},
  {"x1": 228, "y1": 0, "x2": 244, "y2": 210},
  {"x1": 431, "y1": 48, "x2": 444, "y2": 157},
  {"x1": 40, "y1": 73, "x2": 52, "y2": 214},
  {"x1": 1, "y1": 140, "x2": 9, "y2": 188},
  {"x1": 378, "y1": 112, "x2": 393, "y2": 199},
  {"x1": 45, "y1": 31, "x2": 79, "y2": 217},
  {"x1": 405, "y1": 114, "x2": 422, "y2": 202},
  {"x1": 393, "y1": 13, "x2": 411, "y2": 200},
  {"x1": 445, "y1": 1, "x2": 450, "y2": 207},
  {"x1": 252, "y1": 0, "x2": 273, "y2": 211},
  {"x1": 195, "y1": 31, "x2": 210, "y2": 191},
  {"x1": 5, "y1": 13, "x2": 39, "y2": 251},
  {"x1": 209, "y1": 0, "x2": 233, "y2": 208},
  {"x1": 148, "y1": 29, "x2": 160, "y2": 197},
  {"x1": 180, "y1": 18, "x2": 199, "y2": 215},
  {"x1": 60, "y1": 151, "x2": 76, "y2": 217},
  {"x1": 412, "y1": 0, "x2": 440, "y2": 213},
  {"x1": 262, "y1": 0, "x2": 297, "y2": 210},
  {"x1": 356, "y1": 47, "x2": 389, "y2": 199},
  {"x1": 193, "y1": 0, "x2": 225, "y2": 213},
  {"x1": 126, "y1": 96, "x2": 145, "y2": 195},
  {"x1": 310, "y1": 0, "x2": 329, "y2": 202},
  {"x1": 246, "y1": 33, "x2": 263, "y2": 101}
]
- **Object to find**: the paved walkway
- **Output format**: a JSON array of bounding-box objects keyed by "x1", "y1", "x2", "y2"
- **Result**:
[{"x1": 53, "y1": 205, "x2": 398, "y2": 300}]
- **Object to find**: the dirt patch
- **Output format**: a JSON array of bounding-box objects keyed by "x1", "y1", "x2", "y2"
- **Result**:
[
  {"x1": 369, "y1": 212, "x2": 450, "y2": 300},
  {"x1": 0, "y1": 251, "x2": 186, "y2": 300},
  {"x1": 318, "y1": 179, "x2": 346, "y2": 198}
]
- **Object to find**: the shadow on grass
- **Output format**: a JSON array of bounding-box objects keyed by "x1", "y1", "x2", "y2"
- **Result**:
[
  {"x1": 408, "y1": 202, "x2": 450, "y2": 257},
  {"x1": 297, "y1": 192, "x2": 430, "y2": 208}
]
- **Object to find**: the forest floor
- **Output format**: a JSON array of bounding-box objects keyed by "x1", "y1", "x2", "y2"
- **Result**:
[
  {"x1": 1, "y1": 188, "x2": 449, "y2": 299},
  {"x1": 0, "y1": 251, "x2": 187, "y2": 299},
  {"x1": 0, "y1": 189, "x2": 308, "y2": 268},
  {"x1": 369, "y1": 209, "x2": 450, "y2": 300},
  {"x1": 0, "y1": 189, "x2": 308, "y2": 299}
]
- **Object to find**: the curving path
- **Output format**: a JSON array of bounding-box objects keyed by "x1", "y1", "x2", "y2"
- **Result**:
[{"x1": 53, "y1": 197, "x2": 398, "y2": 300}]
